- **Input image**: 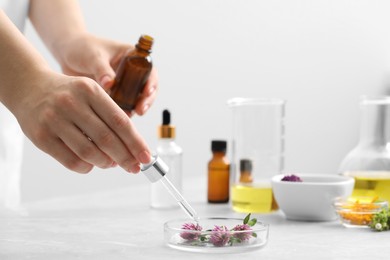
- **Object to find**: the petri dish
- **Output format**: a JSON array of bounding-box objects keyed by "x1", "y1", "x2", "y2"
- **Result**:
[
  {"x1": 164, "y1": 217, "x2": 269, "y2": 253},
  {"x1": 334, "y1": 197, "x2": 388, "y2": 228}
]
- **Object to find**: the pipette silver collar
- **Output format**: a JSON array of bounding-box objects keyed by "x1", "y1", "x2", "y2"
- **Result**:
[{"x1": 141, "y1": 155, "x2": 169, "y2": 183}]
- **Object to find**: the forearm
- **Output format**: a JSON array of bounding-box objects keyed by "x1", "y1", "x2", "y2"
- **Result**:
[
  {"x1": 0, "y1": 10, "x2": 49, "y2": 114},
  {"x1": 29, "y1": 0, "x2": 87, "y2": 62}
]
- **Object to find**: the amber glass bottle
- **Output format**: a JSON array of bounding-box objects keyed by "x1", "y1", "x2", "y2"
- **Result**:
[
  {"x1": 110, "y1": 35, "x2": 154, "y2": 111},
  {"x1": 208, "y1": 140, "x2": 230, "y2": 203},
  {"x1": 239, "y1": 159, "x2": 253, "y2": 183}
]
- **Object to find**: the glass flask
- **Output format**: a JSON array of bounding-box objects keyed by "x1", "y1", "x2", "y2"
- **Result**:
[
  {"x1": 227, "y1": 98, "x2": 285, "y2": 213},
  {"x1": 339, "y1": 96, "x2": 390, "y2": 202}
]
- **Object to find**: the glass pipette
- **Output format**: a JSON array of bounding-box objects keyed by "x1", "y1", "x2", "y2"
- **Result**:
[
  {"x1": 159, "y1": 175, "x2": 199, "y2": 222},
  {"x1": 141, "y1": 155, "x2": 199, "y2": 222}
]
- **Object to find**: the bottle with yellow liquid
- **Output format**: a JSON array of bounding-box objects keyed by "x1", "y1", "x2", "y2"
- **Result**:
[
  {"x1": 228, "y1": 98, "x2": 285, "y2": 213},
  {"x1": 339, "y1": 97, "x2": 390, "y2": 202}
]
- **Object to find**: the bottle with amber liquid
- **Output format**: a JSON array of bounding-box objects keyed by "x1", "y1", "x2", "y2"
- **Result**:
[
  {"x1": 208, "y1": 140, "x2": 230, "y2": 203},
  {"x1": 239, "y1": 159, "x2": 253, "y2": 183},
  {"x1": 110, "y1": 35, "x2": 154, "y2": 111}
]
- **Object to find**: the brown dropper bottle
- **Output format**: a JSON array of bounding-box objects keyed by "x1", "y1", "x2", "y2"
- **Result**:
[
  {"x1": 239, "y1": 159, "x2": 253, "y2": 183},
  {"x1": 110, "y1": 35, "x2": 154, "y2": 111},
  {"x1": 208, "y1": 140, "x2": 230, "y2": 203}
]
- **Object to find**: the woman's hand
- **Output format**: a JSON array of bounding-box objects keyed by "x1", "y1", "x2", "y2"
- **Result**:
[
  {"x1": 14, "y1": 70, "x2": 151, "y2": 173},
  {"x1": 30, "y1": 0, "x2": 159, "y2": 116},
  {"x1": 1, "y1": 2, "x2": 156, "y2": 174},
  {"x1": 53, "y1": 34, "x2": 159, "y2": 116}
]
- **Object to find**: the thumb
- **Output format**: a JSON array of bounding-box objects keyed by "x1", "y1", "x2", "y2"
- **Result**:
[{"x1": 92, "y1": 57, "x2": 116, "y2": 90}]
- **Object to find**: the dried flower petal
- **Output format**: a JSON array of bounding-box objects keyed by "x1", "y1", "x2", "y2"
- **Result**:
[
  {"x1": 232, "y1": 224, "x2": 252, "y2": 241},
  {"x1": 281, "y1": 174, "x2": 302, "y2": 182},
  {"x1": 210, "y1": 225, "x2": 231, "y2": 247},
  {"x1": 180, "y1": 223, "x2": 202, "y2": 241}
]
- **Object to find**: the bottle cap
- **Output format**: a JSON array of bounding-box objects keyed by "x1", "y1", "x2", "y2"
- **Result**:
[
  {"x1": 240, "y1": 159, "x2": 252, "y2": 173},
  {"x1": 141, "y1": 155, "x2": 169, "y2": 183},
  {"x1": 211, "y1": 140, "x2": 227, "y2": 152},
  {"x1": 136, "y1": 35, "x2": 154, "y2": 52},
  {"x1": 158, "y1": 109, "x2": 175, "y2": 138}
]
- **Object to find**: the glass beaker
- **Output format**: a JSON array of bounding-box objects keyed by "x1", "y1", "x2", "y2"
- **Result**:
[
  {"x1": 227, "y1": 98, "x2": 285, "y2": 213},
  {"x1": 339, "y1": 96, "x2": 390, "y2": 202}
]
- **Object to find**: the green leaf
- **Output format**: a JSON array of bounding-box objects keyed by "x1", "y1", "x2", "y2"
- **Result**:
[
  {"x1": 229, "y1": 237, "x2": 242, "y2": 245},
  {"x1": 252, "y1": 232, "x2": 257, "y2": 238},
  {"x1": 370, "y1": 208, "x2": 390, "y2": 231},
  {"x1": 243, "y1": 213, "x2": 251, "y2": 224},
  {"x1": 248, "y1": 218, "x2": 257, "y2": 226}
]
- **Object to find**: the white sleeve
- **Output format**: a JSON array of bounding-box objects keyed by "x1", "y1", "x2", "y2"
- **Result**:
[{"x1": 0, "y1": 0, "x2": 30, "y2": 32}]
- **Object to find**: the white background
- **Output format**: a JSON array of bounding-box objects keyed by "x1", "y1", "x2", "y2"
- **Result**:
[{"x1": 21, "y1": 0, "x2": 390, "y2": 202}]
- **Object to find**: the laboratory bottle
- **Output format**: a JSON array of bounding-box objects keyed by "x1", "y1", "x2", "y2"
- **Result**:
[
  {"x1": 239, "y1": 159, "x2": 253, "y2": 183},
  {"x1": 110, "y1": 34, "x2": 153, "y2": 111},
  {"x1": 208, "y1": 140, "x2": 230, "y2": 203},
  {"x1": 339, "y1": 97, "x2": 390, "y2": 202},
  {"x1": 150, "y1": 110, "x2": 183, "y2": 208}
]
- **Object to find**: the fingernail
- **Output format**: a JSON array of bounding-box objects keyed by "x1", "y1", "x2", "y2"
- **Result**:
[
  {"x1": 142, "y1": 104, "x2": 150, "y2": 114},
  {"x1": 130, "y1": 163, "x2": 141, "y2": 174},
  {"x1": 138, "y1": 150, "x2": 151, "y2": 164},
  {"x1": 148, "y1": 85, "x2": 156, "y2": 95},
  {"x1": 100, "y1": 75, "x2": 113, "y2": 88}
]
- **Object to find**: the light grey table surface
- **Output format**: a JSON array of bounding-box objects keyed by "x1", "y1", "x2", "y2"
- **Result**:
[{"x1": 0, "y1": 182, "x2": 388, "y2": 260}]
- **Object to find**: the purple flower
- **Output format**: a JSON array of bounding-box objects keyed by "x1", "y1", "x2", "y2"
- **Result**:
[
  {"x1": 281, "y1": 174, "x2": 302, "y2": 182},
  {"x1": 180, "y1": 223, "x2": 202, "y2": 241},
  {"x1": 210, "y1": 225, "x2": 231, "y2": 247},
  {"x1": 232, "y1": 224, "x2": 252, "y2": 241}
]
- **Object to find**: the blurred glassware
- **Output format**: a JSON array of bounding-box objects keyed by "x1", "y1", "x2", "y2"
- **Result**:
[
  {"x1": 339, "y1": 96, "x2": 390, "y2": 202},
  {"x1": 334, "y1": 196, "x2": 388, "y2": 228},
  {"x1": 227, "y1": 98, "x2": 285, "y2": 213}
]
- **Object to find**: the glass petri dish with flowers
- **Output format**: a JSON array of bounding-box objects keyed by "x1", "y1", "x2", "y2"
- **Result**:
[{"x1": 164, "y1": 214, "x2": 269, "y2": 253}]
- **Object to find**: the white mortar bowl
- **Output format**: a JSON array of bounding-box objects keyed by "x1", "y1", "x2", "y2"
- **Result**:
[{"x1": 271, "y1": 174, "x2": 354, "y2": 221}]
